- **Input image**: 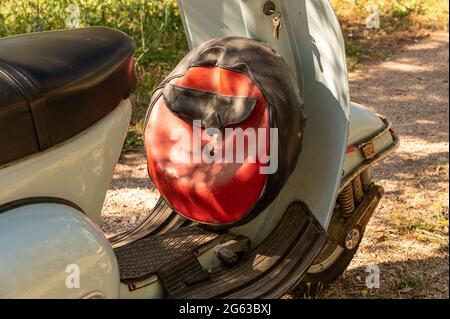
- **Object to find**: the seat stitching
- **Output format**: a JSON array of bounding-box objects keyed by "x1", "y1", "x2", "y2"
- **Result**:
[{"x1": 0, "y1": 60, "x2": 46, "y2": 150}]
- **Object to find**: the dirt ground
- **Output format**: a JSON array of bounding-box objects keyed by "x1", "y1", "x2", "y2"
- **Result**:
[{"x1": 101, "y1": 32, "x2": 449, "y2": 299}]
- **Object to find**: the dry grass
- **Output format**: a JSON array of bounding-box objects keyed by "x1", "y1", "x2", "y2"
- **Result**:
[
  {"x1": 330, "y1": 0, "x2": 449, "y2": 70},
  {"x1": 332, "y1": 0, "x2": 449, "y2": 29}
]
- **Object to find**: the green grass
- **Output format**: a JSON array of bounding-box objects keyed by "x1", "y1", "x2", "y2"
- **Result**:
[
  {"x1": 0, "y1": 0, "x2": 187, "y2": 140},
  {"x1": 400, "y1": 274, "x2": 425, "y2": 290},
  {"x1": 1, "y1": 0, "x2": 188, "y2": 148},
  {"x1": 301, "y1": 281, "x2": 324, "y2": 299}
]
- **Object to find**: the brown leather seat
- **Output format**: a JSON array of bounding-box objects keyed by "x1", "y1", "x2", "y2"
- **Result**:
[{"x1": 0, "y1": 27, "x2": 136, "y2": 166}]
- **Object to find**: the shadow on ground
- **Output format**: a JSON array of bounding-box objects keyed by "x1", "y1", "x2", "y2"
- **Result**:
[
  {"x1": 291, "y1": 255, "x2": 448, "y2": 299},
  {"x1": 317, "y1": 32, "x2": 449, "y2": 299}
]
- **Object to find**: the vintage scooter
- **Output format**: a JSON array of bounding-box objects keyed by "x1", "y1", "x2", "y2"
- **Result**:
[{"x1": 0, "y1": 0, "x2": 399, "y2": 298}]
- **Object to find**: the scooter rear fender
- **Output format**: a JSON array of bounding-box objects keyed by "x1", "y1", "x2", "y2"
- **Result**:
[{"x1": 0, "y1": 202, "x2": 120, "y2": 298}]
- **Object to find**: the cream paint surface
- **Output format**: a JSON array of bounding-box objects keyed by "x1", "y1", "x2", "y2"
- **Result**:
[
  {"x1": 0, "y1": 204, "x2": 120, "y2": 298},
  {"x1": 0, "y1": 100, "x2": 132, "y2": 224}
]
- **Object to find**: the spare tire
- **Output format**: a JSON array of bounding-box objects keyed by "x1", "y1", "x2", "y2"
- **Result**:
[{"x1": 144, "y1": 37, "x2": 305, "y2": 226}]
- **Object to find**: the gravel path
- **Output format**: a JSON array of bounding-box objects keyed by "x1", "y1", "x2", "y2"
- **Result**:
[
  {"x1": 314, "y1": 32, "x2": 449, "y2": 299},
  {"x1": 101, "y1": 32, "x2": 449, "y2": 298}
]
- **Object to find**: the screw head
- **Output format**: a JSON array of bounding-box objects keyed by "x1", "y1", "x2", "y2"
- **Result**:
[{"x1": 345, "y1": 228, "x2": 361, "y2": 250}]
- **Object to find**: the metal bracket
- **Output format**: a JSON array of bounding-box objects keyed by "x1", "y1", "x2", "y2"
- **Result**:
[
  {"x1": 339, "y1": 184, "x2": 384, "y2": 249},
  {"x1": 213, "y1": 235, "x2": 251, "y2": 266},
  {"x1": 362, "y1": 142, "x2": 376, "y2": 160}
]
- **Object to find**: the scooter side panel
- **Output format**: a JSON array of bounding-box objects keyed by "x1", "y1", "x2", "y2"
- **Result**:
[
  {"x1": 348, "y1": 102, "x2": 386, "y2": 146},
  {"x1": 0, "y1": 100, "x2": 132, "y2": 225},
  {"x1": 178, "y1": 0, "x2": 349, "y2": 231},
  {"x1": 0, "y1": 203, "x2": 120, "y2": 298}
]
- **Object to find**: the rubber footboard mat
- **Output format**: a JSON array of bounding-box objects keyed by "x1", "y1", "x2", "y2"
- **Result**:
[
  {"x1": 114, "y1": 225, "x2": 220, "y2": 284},
  {"x1": 170, "y1": 202, "x2": 327, "y2": 299},
  {"x1": 109, "y1": 198, "x2": 192, "y2": 248}
]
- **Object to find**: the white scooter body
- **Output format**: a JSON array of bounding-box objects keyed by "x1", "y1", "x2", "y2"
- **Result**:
[
  {"x1": 0, "y1": 0, "x2": 398, "y2": 298},
  {"x1": 178, "y1": 0, "x2": 350, "y2": 230}
]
